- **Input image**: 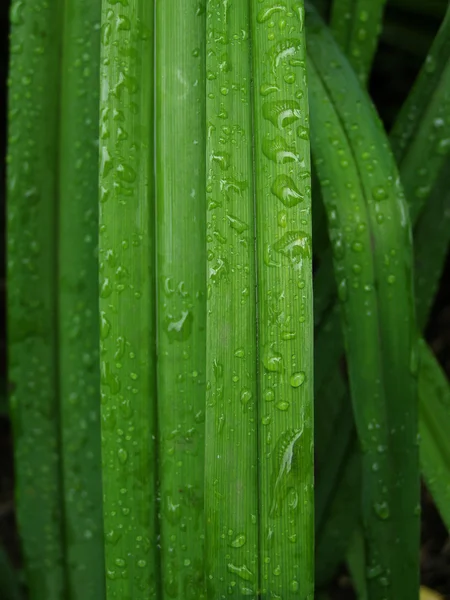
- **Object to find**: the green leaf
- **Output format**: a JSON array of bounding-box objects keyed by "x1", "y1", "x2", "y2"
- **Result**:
[
  {"x1": 58, "y1": 1, "x2": 105, "y2": 598},
  {"x1": 310, "y1": 4, "x2": 450, "y2": 588},
  {"x1": 330, "y1": 0, "x2": 388, "y2": 84},
  {"x1": 419, "y1": 342, "x2": 450, "y2": 532},
  {"x1": 251, "y1": 1, "x2": 314, "y2": 596},
  {"x1": 307, "y1": 7, "x2": 419, "y2": 599},
  {"x1": 98, "y1": 1, "x2": 157, "y2": 598},
  {"x1": 414, "y1": 164, "x2": 450, "y2": 329},
  {"x1": 204, "y1": 1, "x2": 259, "y2": 598},
  {"x1": 390, "y1": 3, "x2": 450, "y2": 224},
  {"x1": 155, "y1": 3, "x2": 207, "y2": 598},
  {"x1": 7, "y1": 1, "x2": 66, "y2": 597}
]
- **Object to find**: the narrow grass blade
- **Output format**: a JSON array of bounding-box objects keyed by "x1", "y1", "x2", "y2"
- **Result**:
[
  {"x1": 7, "y1": 2, "x2": 66, "y2": 598},
  {"x1": 330, "y1": 0, "x2": 355, "y2": 50},
  {"x1": 155, "y1": 4, "x2": 206, "y2": 598},
  {"x1": 330, "y1": 0, "x2": 387, "y2": 83},
  {"x1": 307, "y1": 7, "x2": 419, "y2": 598},
  {"x1": 307, "y1": 59, "x2": 396, "y2": 599},
  {"x1": 251, "y1": 2, "x2": 314, "y2": 596},
  {"x1": 204, "y1": 1, "x2": 259, "y2": 596},
  {"x1": 390, "y1": 3, "x2": 450, "y2": 164},
  {"x1": 418, "y1": 342, "x2": 450, "y2": 532},
  {"x1": 414, "y1": 163, "x2": 450, "y2": 330},
  {"x1": 58, "y1": 2, "x2": 104, "y2": 599},
  {"x1": 99, "y1": 2, "x2": 157, "y2": 597},
  {"x1": 310, "y1": 3, "x2": 450, "y2": 588},
  {"x1": 390, "y1": 9, "x2": 450, "y2": 225},
  {"x1": 347, "y1": 526, "x2": 368, "y2": 600}
]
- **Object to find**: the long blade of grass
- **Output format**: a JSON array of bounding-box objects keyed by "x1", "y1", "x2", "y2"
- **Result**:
[
  {"x1": 313, "y1": 0, "x2": 450, "y2": 340},
  {"x1": 7, "y1": 2, "x2": 66, "y2": 598},
  {"x1": 307, "y1": 58, "x2": 398, "y2": 599},
  {"x1": 312, "y1": 7, "x2": 450, "y2": 578},
  {"x1": 348, "y1": 341, "x2": 450, "y2": 591},
  {"x1": 58, "y1": 2, "x2": 104, "y2": 599},
  {"x1": 347, "y1": 526, "x2": 368, "y2": 600},
  {"x1": 312, "y1": 0, "x2": 450, "y2": 493},
  {"x1": 306, "y1": 7, "x2": 419, "y2": 598},
  {"x1": 155, "y1": 3, "x2": 206, "y2": 598},
  {"x1": 329, "y1": 0, "x2": 355, "y2": 50},
  {"x1": 316, "y1": 191, "x2": 450, "y2": 589},
  {"x1": 98, "y1": 1, "x2": 157, "y2": 597},
  {"x1": 251, "y1": 2, "x2": 314, "y2": 596},
  {"x1": 389, "y1": 7, "x2": 450, "y2": 226},
  {"x1": 204, "y1": 1, "x2": 259, "y2": 596},
  {"x1": 418, "y1": 342, "x2": 450, "y2": 532},
  {"x1": 414, "y1": 164, "x2": 450, "y2": 330},
  {"x1": 310, "y1": 9, "x2": 450, "y2": 584},
  {"x1": 330, "y1": 0, "x2": 388, "y2": 83},
  {"x1": 390, "y1": 3, "x2": 450, "y2": 164}
]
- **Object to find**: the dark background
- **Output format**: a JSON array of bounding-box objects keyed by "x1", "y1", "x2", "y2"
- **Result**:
[{"x1": 0, "y1": 0, "x2": 449, "y2": 597}]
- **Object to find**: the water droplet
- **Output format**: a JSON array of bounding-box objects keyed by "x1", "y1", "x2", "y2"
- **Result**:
[
  {"x1": 227, "y1": 214, "x2": 248, "y2": 234},
  {"x1": 271, "y1": 174, "x2": 303, "y2": 208},
  {"x1": 263, "y1": 344, "x2": 283, "y2": 373},
  {"x1": 260, "y1": 82, "x2": 280, "y2": 96},
  {"x1": 273, "y1": 230, "x2": 311, "y2": 265},
  {"x1": 372, "y1": 185, "x2": 388, "y2": 201},
  {"x1": 227, "y1": 563, "x2": 254, "y2": 582},
  {"x1": 290, "y1": 371, "x2": 305, "y2": 387},
  {"x1": 262, "y1": 100, "x2": 301, "y2": 129},
  {"x1": 263, "y1": 389, "x2": 275, "y2": 402},
  {"x1": 240, "y1": 388, "x2": 253, "y2": 408},
  {"x1": 257, "y1": 4, "x2": 287, "y2": 24},
  {"x1": 212, "y1": 151, "x2": 231, "y2": 170},
  {"x1": 276, "y1": 401, "x2": 290, "y2": 411},
  {"x1": 262, "y1": 414, "x2": 272, "y2": 426},
  {"x1": 165, "y1": 310, "x2": 193, "y2": 342},
  {"x1": 118, "y1": 448, "x2": 128, "y2": 464},
  {"x1": 297, "y1": 125, "x2": 309, "y2": 140},
  {"x1": 262, "y1": 136, "x2": 299, "y2": 163},
  {"x1": 373, "y1": 501, "x2": 390, "y2": 520},
  {"x1": 269, "y1": 38, "x2": 301, "y2": 70},
  {"x1": 230, "y1": 534, "x2": 246, "y2": 548}
]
